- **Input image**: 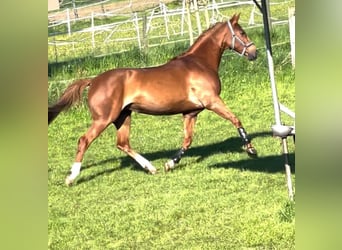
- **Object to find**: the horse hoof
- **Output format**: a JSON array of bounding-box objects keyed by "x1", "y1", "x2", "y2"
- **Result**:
[
  {"x1": 65, "y1": 176, "x2": 74, "y2": 186},
  {"x1": 246, "y1": 146, "x2": 258, "y2": 157},
  {"x1": 164, "y1": 160, "x2": 174, "y2": 172},
  {"x1": 149, "y1": 169, "x2": 157, "y2": 175},
  {"x1": 164, "y1": 164, "x2": 171, "y2": 172}
]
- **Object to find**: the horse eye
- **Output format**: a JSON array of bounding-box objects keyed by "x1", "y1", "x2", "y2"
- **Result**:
[{"x1": 240, "y1": 31, "x2": 246, "y2": 36}]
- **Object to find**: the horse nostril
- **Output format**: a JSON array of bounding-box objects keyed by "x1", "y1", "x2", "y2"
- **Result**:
[{"x1": 248, "y1": 51, "x2": 257, "y2": 61}]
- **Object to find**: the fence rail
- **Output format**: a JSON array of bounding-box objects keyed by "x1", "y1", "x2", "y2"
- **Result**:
[{"x1": 48, "y1": 0, "x2": 293, "y2": 63}]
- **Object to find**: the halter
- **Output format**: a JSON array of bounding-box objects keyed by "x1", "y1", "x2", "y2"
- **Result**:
[{"x1": 227, "y1": 20, "x2": 254, "y2": 56}]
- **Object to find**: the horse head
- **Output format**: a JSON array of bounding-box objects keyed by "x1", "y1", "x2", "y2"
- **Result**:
[{"x1": 223, "y1": 14, "x2": 258, "y2": 61}]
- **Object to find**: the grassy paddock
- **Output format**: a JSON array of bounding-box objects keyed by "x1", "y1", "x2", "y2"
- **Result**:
[{"x1": 48, "y1": 3, "x2": 295, "y2": 249}]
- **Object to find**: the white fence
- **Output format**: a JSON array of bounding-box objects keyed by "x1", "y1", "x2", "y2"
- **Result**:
[
  {"x1": 288, "y1": 6, "x2": 295, "y2": 68},
  {"x1": 48, "y1": 0, "x2": 292, "y2": 63}
]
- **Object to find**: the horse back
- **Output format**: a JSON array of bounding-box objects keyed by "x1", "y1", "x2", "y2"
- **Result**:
[{"x1": 87, "y1": 58, "x2": 220, "y2": 116}]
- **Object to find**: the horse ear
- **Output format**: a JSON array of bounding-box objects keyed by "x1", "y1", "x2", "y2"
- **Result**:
[
  {"x1": 230, "y1": 13, "x2": 240, "y2": 24},
  {"x1": 229, "y1": 14, "x2": 235, "y2": 24},
  {"x1": 236, "y1": 13, "x2": 241, "y2": 22}
]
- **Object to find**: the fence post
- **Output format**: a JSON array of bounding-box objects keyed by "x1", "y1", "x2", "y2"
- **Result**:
[
  {"x1": 288, "y1": 7, "x2": 295, "y2": 68},
  {"x1": 211, "y1": 0, "x2": 217, "y2": 22},
  {"x1": 193, "y1": 0, "x2": 202, "y2": 34},
  {"x1": 248, "y1": 4, "x2": 255, "y2": 25},
  {"x1": 181, "y1": 0, "x2": 186, "y2": 35},
  {"x1": 142, "y1": 13, "x2": 148, "y2": 54},
  {"x1": 72, "y1": 0, "x2": 78, "y2": 18},
  {"x1": 66, "y1": 8, "x2": 71, "y2": 36},
  {"x1": 203, "y1": 1, "x2": 210, "y2": 29},
  {"x1": 133, "y1": 12, "x2": 142, "y2": 50},
  {"x1": 160, "y1": 3, "x2": 170, "y2": 39},
  {"x1": 186, "y1": 0, "x2": 194, "y2": 45},
  {"x1": 91, "y1": 12, "x2": 95, "y2": 53},
  {"x1": 53, "y1": 33, "x2": 58, "y2": 63}
]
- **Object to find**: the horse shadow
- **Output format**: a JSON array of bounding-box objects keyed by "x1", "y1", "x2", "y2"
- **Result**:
[{"x1": 76, "y1": 131, "x2": 295, "y2": 185}]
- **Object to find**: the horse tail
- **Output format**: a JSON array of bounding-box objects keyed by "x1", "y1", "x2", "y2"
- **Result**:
[{"x1": 48, "y1": 78, "x2": 91, "y2": 125}]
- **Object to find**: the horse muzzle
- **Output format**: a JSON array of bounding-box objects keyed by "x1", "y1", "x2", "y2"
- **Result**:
[{"x1": 246, "y1": 45, "x2": 258, "y2": 61}]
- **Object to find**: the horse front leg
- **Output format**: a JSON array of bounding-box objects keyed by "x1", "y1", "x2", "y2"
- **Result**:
[
  {"x1": 165, "y1": 113, "x2": 198, "y2": 171},
  {"x1": 206, "y1": 97, "x2": 257, "y2": 156}
]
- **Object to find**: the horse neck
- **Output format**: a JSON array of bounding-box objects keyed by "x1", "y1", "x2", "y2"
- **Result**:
[{"x1": 185, "y1": 24, "x2": 227, "y2": 70}]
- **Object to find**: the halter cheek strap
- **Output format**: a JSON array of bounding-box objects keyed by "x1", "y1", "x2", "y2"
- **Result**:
[{"x1": 227, "y1": 21, "x2": 254, "y2": 56}]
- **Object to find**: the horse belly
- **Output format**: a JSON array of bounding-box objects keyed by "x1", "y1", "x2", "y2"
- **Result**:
[
  {"x1": 129, "y1": 95, "x2": 202, "y2": 115},
  {"x1": 123, "y1": 68, "x2": 204, "y2": 115}
]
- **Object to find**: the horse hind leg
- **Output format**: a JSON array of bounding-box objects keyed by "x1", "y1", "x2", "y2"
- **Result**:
[
  {"x1": 114, "y1": 111, "x2": 157, "y2": 174},
  {"x1": 65, "y1": 119, "x2": 110, "y2": 186},
  {"x1": 165, "y1": 113, "x2": 198, "y2": 171}
]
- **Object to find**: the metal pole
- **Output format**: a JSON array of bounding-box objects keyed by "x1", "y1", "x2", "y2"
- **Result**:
[
  {"x1": 282, "y1": 138, "x2": 294, "y2": 201},
  {"x1": 266, "y1": 50, "x2": 281, "y2": 126},
  {"x1": 258, "y1": 0, "x2": 281, "y2": 125},
  {"x1": 261, "y1": 0, "x2": 272, "y2": 55},
  {"x1": 253, "y1": 0, "x2": 294, "y2": 200},
  {"x1": 265, "y1": 0, "x2": 272, "y2": 32}
]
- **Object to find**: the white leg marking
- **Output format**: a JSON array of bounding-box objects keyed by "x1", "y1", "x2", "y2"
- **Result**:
[
  {"x1": 134, "y1": 154, "x2": 157, "y2": 174},
  {"x1": 165, "y1": 159, "x2": 175, "y2": 171},
  {"x1": 68, "y1": 162, "x2": 81, "y2": 181}
]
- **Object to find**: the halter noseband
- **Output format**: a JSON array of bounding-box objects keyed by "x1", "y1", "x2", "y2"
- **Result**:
[{"x1": 227, "y1": 20, "x2": 254, "y2": 56}]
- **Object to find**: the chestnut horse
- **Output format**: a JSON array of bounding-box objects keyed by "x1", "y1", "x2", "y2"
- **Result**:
[{"x1": 49, "y1": 14, "x2": 258, "y2": 186}]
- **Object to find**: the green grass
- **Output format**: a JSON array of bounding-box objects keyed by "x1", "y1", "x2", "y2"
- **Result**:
[
  {"x1": 48, "y1": 56, "x2": 295, "y2": 249},
  {"x1": 48, "y1": 3, "x2": 295, "y2": 248}
]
